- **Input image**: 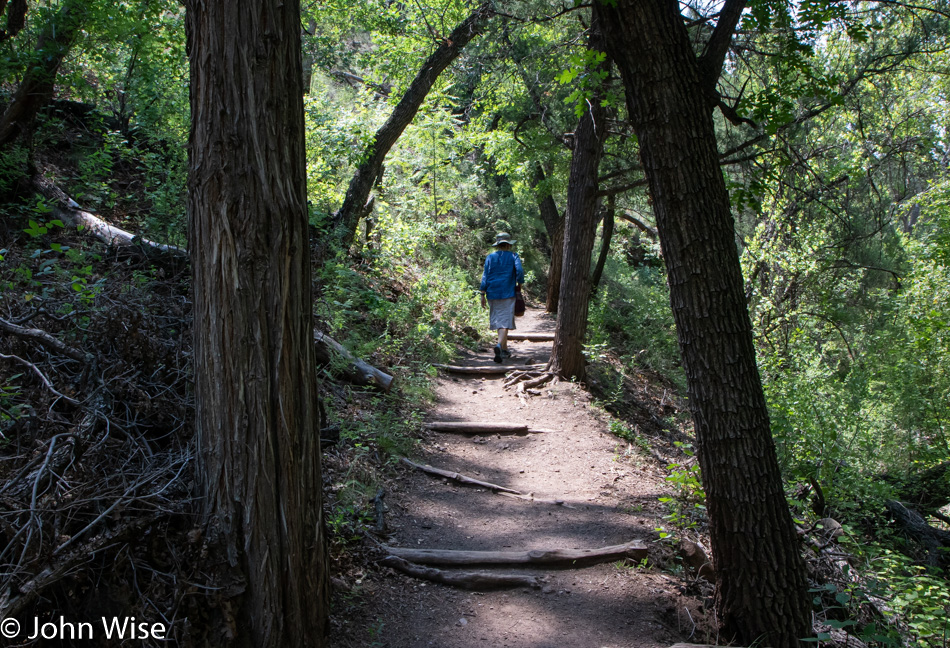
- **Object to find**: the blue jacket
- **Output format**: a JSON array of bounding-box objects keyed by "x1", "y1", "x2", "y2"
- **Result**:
[{"x1": 480, "y1": 250, "x2": 524, "y2": 300}]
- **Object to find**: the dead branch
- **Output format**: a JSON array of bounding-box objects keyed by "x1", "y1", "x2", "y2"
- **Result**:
[
  {"x1": 0, "y1": 317, "x2": 90, "y2": 363},
  {"x1": 400, "y1": 458, "x2": 523, "y2": 495},
  {"x1": 381, "y1": 540, "x2": 649, "y2": 567},
  {"x1": 379, "y1": 556, "x2": 541, "y2": 590},
  {"x1": 0, "y1": 352, "x2": 81, "y2": 405},
  {"x1": 1, "y1": 511, "x2": 166, "y2": 621}
]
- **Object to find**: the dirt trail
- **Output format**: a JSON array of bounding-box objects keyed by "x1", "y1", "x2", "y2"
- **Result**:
[{"x1": 339, "y1": 308, "x2": 706, "y2": 648}]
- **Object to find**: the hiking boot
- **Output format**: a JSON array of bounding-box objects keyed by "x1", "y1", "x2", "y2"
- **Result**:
[
  {"x1": 493, "y1": 345, "x2": 502, "y2": 363},
  {"x1": 500, "y1": 348, "x2": 512, "y2": 359}
]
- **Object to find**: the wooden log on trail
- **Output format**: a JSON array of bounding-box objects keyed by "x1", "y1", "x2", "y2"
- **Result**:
[
  {"x1": 425, "y1": 422, "x2": 547, "y2": 435},
  {"x1": 433, "y1": 363, "x2": 545, "y2": 375},
  {"x1": 379, "y1": 556, "x2": 540, "y2": 590},
  {"x1": 314, "y1": 332, "x2": 394, "y2": 392},
  {"x1": 400, "y1": 458, "x2": 522, "y2": 495},
  {"x1": 507, "y1": 332, "x2": 556, "y2": 342},
  {"x1": 382, "y1": 540, "x2": 649, "y2": 566}
]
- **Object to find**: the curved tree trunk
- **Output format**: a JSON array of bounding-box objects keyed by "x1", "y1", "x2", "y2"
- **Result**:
[
  {"x1": 531, "y1": 163, "x2": 566, "y2": 313},
  {"x1": 547, "y1": 7, "x2": 609, "y2": 382},
  {"x1": 332, "y1": 2, "x2": 494, "y2": 249},
  {"x1": 590, "y1": 194, "x2": 615, "y2": 294},
  {"x1": 0, "y1": 0, "x2": 87, "y2": 148},
  {"x1": 545, "y1": 219, "x2": 565, "y2": 313},
  {"x1": 185, "y1": 0, "x2": 329, "y2": 645},
  {"x1": 599, "y1": 1, "x2": 810, "y2": 646}
]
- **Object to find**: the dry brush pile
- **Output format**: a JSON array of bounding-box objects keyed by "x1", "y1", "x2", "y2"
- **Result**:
[{"x1": 0, "y1": 227, "x2": 213, "y2": 644}]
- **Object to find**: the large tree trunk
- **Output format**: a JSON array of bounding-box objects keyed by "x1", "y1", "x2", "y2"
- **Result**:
[
  {"x1": 598, "y1": 2, "x2": 811, "y2": 646},
  {"x1": 0, "y1": 0, "x2": 86, "y2": 148},
  {"x1": 332, "y1": 2, "x2": 493, "y2": 249},
  {"x1": 185, "y1": 0, "x2": 329, "y2": 645},
  {"x1": 547, "y1": 8, "x2": 608, "y2": 381}
]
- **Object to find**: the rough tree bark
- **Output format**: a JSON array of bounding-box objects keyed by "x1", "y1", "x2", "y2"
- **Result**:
[
  {"x1": 547, "y1": 7, "x2": 609, "y2": 382},
  {"x1": 0, "y1": 0, "x2": 86, "y2": 148},
  {"x1": 185, "y1": 0, "x2": 329, "y2": 645},
  {"x1": 598, "y1": 1, "x2": 811, "y2": 646},
  {"x1": 332, "y1": 2, "x2": 494, "y2": 249}
]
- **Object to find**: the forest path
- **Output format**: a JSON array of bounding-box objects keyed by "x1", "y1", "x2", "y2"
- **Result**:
[{"x1": 341, "y1": 308, "x2": 704, "y2": 648}]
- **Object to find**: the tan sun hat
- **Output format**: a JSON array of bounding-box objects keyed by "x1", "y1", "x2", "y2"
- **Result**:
[{"x1": 493, "y1": 232, "x2": 515, "y2": 246}]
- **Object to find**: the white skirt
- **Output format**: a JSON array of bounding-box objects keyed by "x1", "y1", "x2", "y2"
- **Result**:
[{"x1": 488, "y1": 298, "x2": 517, "y2": 330}]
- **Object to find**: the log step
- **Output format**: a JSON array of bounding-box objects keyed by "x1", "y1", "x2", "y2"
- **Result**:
[
  {"x1": 382, "y1": 541, "x2": 648, "y2": 566},
  {"x1": 433, "y1": 363, "x2": 545, "y2": 375},
  {"x1": 425, "y1": 422, "x2": 548, "y2": 435},
  {"x1": 507, "y1": 332, "x2": 555, "y2": 342}
]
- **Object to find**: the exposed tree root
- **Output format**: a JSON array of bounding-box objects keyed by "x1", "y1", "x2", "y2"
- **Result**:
[
  {"x1": 379, "y1": 556, "x2": 541, "y2": 590},
  {"x1": 503, "y1": 368, "x2": 558, "y2": 391}
]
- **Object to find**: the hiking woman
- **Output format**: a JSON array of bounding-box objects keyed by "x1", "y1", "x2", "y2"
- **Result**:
[{"x1": 479, "y1": 232, "x2": 524, "y2": 363}]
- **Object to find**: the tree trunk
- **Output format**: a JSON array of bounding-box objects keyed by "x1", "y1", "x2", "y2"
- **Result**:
[
  {"x1": 531, "y1": 163, "x2": 566, "y2": 313},
  {"x1": 547, "y1": 8, "x2": 609, "y2": 381},
  {"x1": 598, "y1": 2, "x2": 810, "y2": 646},
  {"x1": 590, "y1": 194, "x2": 615, "y2": 294},
  {"x1": 0, "y1": 0, "x2": 87, "y2": 148},
  {"x1": 0, "y1": 0, "x2": 28, "y2": 42},
  {"x1": 545, "y1": 218, "x2": 565, "y2": 313},
  {"x1": 185, "y1": 0, "x2": 329, "y2": 645},
  {"x1": 332, "y1": 3, "x2": 494, "y2": 249}
]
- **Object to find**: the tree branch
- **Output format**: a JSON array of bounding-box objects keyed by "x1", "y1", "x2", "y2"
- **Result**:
[{"x1": 697, "y1": 0, "x2": 747, "y2": 90}]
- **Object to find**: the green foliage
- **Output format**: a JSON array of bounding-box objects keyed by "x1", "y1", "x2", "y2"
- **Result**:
[
  {"x1": 658, "y1": 443, "x2": 706, "y2": 534},
  {"x1": 588, "y1": 259, "x2": 682, "y2": 385}
]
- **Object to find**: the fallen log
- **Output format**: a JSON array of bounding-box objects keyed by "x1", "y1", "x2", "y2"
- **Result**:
[
  {"x1": 32, "y1": 172, "x2": 187, "y2": 266},
  {"x1": 506, "y1": 332, "x2": 555, "y2": 342},
  {"x1": 382, "y1": 540, "x2": 648, "y2": 566},
  {"x1": 314, "y1": 332, "x2": 394, "y2": 392},
  {"x1": 400, "y1": 458, "x2": 522, "y2": 495},
  {"x1": 425, "y1": 421, "x2": 547, "y2": 435},
  {"x1": 885, "y1": 499, "x2": 950, "y2": 568},
  {"x1": 379, "y1": 556, "x2": 540, "y2": 590},
  {"x1": 54, "y1": 204, "x2": 186, "y2": 256},
  {"x1": 433, "y1": 363, "x2": 545, "y2": 375}
]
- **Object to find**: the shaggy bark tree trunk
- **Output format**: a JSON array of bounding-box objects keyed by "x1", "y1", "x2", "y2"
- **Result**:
[
  {"x1": 547, "y1": 7, "x2": 608, "y2": 381},
  {"x1": 598, "y1": 1, "x2": 811, "y2": 646},
  {"x1": 332, "y1": 3, "x2": 494, "y2": 249},
  {"x1": 185, "y1": 0, "x2": 329, "y2": 645}
]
